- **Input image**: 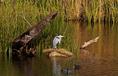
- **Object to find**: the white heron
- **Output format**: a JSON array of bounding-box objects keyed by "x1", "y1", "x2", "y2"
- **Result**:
[{"x1": 52, "y1": 35, "x2": 64, "y2": 48}]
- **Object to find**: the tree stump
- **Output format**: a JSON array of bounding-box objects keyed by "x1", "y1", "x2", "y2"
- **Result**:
[{"x1": 12, "y1": 12, "x2": 57, "y2": 59}]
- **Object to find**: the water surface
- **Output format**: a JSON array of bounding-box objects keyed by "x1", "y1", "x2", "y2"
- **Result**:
[{"x1": 0, "y1": 23, "x2": 118, "y2": 76}]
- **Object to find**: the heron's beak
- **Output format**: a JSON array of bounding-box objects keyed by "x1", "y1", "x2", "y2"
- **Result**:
[
  {"x1": 60, "y1": 36, "x2": 64, "y2": 37},
  {"x1": 58, "y1": 35, "x2": 64, "y2": 37}
]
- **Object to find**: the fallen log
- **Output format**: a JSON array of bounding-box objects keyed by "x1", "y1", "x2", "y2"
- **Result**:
[
  {"x1": 12, "y1": 12, "x2": 57, "y2": 58},
  {"x1": 80, "y1": 36, "x2": 100, "y2": 49},
  {"x1": 43, "y1": 48, "x2": 73, "y2": 57},
  {"x1": 49, "y1": 52, "x2": 68, "y2": 57}
]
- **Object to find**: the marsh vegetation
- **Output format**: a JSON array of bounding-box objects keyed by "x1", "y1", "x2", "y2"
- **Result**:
[
  {"x1": 0, "y1": 0, "x2": 118, "y2": 54},
  {"x1": 0, "y1": 1, "x2": 118, "y2": 75}
]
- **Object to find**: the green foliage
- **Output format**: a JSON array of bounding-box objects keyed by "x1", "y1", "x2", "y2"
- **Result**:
[
  {"x1": 0, "y1": 0, "x2": 117, "y2": 53},
  {"x1": 0, "y1": 0, "x2": 40, "y2": 53}
]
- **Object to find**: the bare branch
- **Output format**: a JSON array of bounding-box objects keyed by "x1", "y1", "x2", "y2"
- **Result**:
[{"x1": 80, "y1": 36, "x2": 100, "y2": 49}]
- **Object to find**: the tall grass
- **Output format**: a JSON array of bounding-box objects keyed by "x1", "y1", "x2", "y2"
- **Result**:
[
  {"x1": 0, "y1": 0, "x2": 75, "y2": 54},
  {"x1": 0, "y1": 0, "x2": 118, "y2": 53},
  {"x1": 0, "y1": 0, "x2": 40, "y2": 53},
  {"x1": 79, "y1": 0, "x2": 118, "y2": 23}
]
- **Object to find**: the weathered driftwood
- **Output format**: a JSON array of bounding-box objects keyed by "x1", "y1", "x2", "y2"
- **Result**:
[
  {"x1": 12, "y1": 12, "x2": 57, "y2": 58},
  {"x1": 49, "y1": 52, "x2": 68, "y2": 57},
  {"x1": 80, "y1": 36, "x2": 100, "y2": 49},
  {"x1": 43, "y1": 48, "x2": 73, "y2": 57}
]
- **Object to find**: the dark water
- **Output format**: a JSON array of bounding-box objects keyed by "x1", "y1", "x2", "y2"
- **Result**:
[{"x1": 0, "y1": 23, "x2": 118, "y2": 76}]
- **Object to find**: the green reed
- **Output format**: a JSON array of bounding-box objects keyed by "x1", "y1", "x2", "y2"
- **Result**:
[
  {"x1": 0, "y1": 0, "x2": 40, "y2": 53},
  {"x1": 0, "y1": 0, "x2": 117, "y2": 54}
]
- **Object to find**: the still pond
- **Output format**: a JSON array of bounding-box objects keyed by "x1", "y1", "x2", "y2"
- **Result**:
[{"x1": 0, "y1": 23, "x2": 118, "y2": 76}]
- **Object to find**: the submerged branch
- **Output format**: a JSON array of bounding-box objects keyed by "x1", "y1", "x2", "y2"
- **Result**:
[{"x1": 80, "y1": 36, "x2": 100, "y2": 49}]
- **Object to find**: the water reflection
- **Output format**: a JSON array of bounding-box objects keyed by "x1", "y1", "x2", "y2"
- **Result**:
[
  {"x1": 12, "y1": 58, "x2": 34, "y2": 76},
  {"x1": 0, "y1": 23, "x2": 118, "y2": 76},
  {"x1": 51, "y1": 57, "x2": 61, "y2": 76},
  {"x1": 50, "y1": 57, "x2": 75, "y2": 76}
]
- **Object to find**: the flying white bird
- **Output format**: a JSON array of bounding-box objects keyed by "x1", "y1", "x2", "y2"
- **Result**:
[{"x1": 53, "y1": 35, "x2": 64, "y2": 48}]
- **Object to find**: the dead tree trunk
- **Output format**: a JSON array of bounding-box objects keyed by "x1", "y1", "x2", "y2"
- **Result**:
[{"x1": 12, "y1": 12, "x2": 57, "y2": 58}]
